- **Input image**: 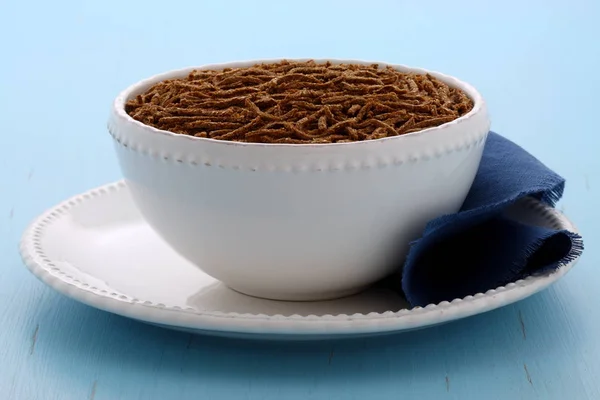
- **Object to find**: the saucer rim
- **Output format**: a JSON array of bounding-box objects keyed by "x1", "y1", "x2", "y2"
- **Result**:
[{"x1": 19, "y1": 181, "x2": 580, "y2": 335}]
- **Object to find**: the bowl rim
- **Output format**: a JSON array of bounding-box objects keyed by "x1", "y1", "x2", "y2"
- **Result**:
[{"x1": 112, "y1": 58, "x2": 486, "y2": 148}]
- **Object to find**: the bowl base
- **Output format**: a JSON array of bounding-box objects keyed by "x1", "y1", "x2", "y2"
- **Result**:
[{"x1": 227, "y1": 284, "x2": 372, "y2": 302}]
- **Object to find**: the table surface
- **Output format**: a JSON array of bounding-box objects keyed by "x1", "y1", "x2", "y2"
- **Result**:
[{"x1": 2, "y1": 1, "x2": 598, "y2": 399}]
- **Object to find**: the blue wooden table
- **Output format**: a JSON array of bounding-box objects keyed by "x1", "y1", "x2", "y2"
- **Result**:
[{"x1": 2, "y1": 1, "x2": 598, "y2": 399}]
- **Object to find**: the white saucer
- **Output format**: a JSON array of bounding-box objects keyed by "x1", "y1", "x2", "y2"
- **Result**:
[{"x1": 19, "y1": 181, "x2": 579, "y2": 340}]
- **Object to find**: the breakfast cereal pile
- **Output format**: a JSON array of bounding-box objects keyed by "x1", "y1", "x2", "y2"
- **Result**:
[{"x1": 125, "y1": 60, "x2": 474, "y2": 143}]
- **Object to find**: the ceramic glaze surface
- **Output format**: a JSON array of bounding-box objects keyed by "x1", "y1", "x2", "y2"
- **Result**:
[
  {"x1": 19, "y1": 182, "x2": 578, "y2": 338},
  {"x1": 108, "y1": 60, "x2": 490, "y2": 300}
]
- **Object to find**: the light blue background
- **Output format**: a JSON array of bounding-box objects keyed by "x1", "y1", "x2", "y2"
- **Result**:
[{"x1": 1, "y1": 0, "x2": 598, "y2": 399}]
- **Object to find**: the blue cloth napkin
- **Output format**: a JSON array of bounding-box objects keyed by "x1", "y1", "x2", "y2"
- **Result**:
[{"x1": 401, "y1": 132, "x2": 583, "y2": 307}]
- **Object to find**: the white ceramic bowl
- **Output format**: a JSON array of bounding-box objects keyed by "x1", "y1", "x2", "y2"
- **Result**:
[{"x1": 107, "y1": 59, "x2": 490, "y2": 301}]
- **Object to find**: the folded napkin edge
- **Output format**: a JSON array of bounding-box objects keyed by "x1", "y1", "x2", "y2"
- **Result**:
[{"x1": 518, "y1": 229, "x2": 584, "y2": 274}]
